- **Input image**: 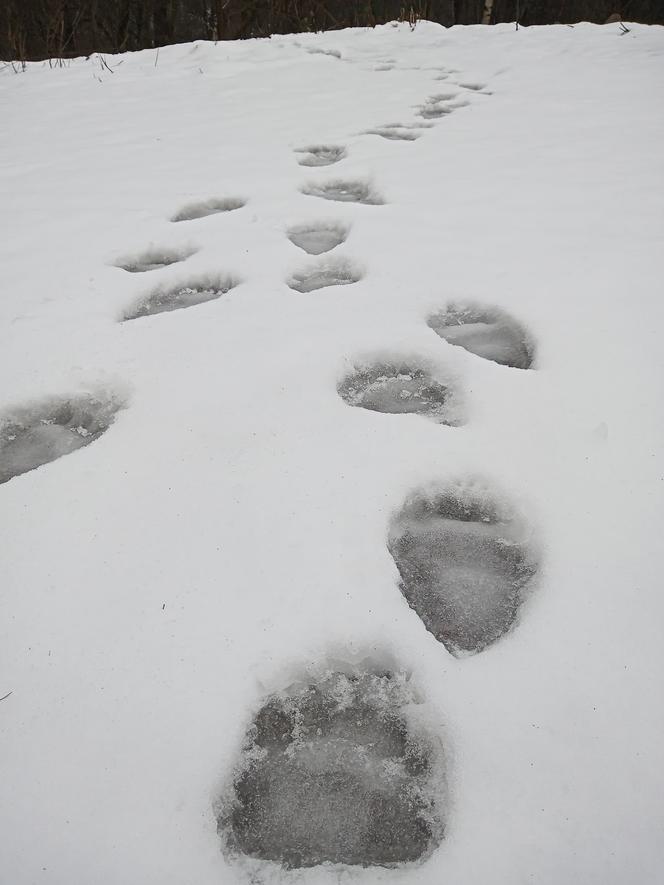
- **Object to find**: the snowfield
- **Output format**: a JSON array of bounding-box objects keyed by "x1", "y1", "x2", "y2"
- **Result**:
[{"x1": 1, "y1": 19, "x2": 664, "y2": 884}]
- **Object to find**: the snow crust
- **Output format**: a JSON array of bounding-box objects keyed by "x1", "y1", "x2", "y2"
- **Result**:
[{"x1": 1, "y1": 19, "x2": 664, "y2": 885}]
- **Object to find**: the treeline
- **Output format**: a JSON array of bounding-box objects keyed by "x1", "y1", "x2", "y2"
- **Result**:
[{"x1": 1, "y1": 0, "x2": 661, "y2": 62}]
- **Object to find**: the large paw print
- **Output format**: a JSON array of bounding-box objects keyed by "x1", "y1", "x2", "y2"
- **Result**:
[
  {"x1": 428, "y1": 303, "x2": 535, "y2": 369},
  {"x1": 0, "y1": 392, "x2": 124, "y2": 484},
  {"x1": 388, "y1": 482, "x2": 537, "y2": 656},
  {"x1": 218, "y1": 664, "x2": 446, "y2": 869}
]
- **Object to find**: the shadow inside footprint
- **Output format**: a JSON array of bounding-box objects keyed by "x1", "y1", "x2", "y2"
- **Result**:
[
  {"x1": 296, "y1": 145, "x2": 347, "y2": 167},
  {"x1": 0, "y1": 392, "x2": 124, "y2": 484},
  {"x1": 301, "y1": 179, "x2": 384, "y2": 205},
  {"x1": 287, "y1": 221, "x2": 348, "y2": 255},
  {"x1": 122, "y1": 273, "x2": 238, "y2": 320},
  {"x1": 218, "y1": 666, "x2": 445, "y2": 869},
  {"x1": 338, "y1": 362, "x2": 460, "y2": 425},
  {"x1": 171, "y1": 197, "x2": 245, "y2": 222},
  {"x1": 114, "y1": 245, "x2": 197, "y2": 273},
  {"x1": 458, "y1": 82, "x2": 487, "y2": 91},
  {"x1": 388, "y1": 486, "x2": 537, "y2": 656},
  {"x1": 288, "y1": 258, "x2": 361, "y2": 293},
  {"x1": 427, "y1": 303, "x2": 535, "y2": 369}
]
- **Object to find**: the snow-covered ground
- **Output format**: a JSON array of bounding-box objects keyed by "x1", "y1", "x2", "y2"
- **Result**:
[{"x1": 2, "y1": 19, "x2": 664, "y2": 884}]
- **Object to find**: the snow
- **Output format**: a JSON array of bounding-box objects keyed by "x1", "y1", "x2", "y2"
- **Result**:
[{"x1": 1, "y1": 18, "x2": 664, "y2": 885}]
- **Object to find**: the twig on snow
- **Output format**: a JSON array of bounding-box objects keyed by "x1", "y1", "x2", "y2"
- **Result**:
[{"x1": 98, "y1": 54, "x2": 114, "y2": 73}]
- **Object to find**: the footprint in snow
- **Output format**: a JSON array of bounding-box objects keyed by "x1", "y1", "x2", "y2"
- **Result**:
[
  {"x1": 0, "y1": 393, "x2": 124, "y2": 485},
  {"x1": 301, "y1": 179, "x2": 384, "y2": 205},
  {"x1": 217, "y1": 664, "x2": 446, "y2": 869},
  {"x1": 113, "y1": 245, "x2": 197, "y2": 273},
  {"x1": 428, "y1": 91, "x2": 459, "y2": 103},
  {"x1": 170, "y1": 196, "x2": 245, "y2": 222},
  {"x1": 458, "y1": 81, "x2": 489, "y2": 92},
  {"x1": 121, "y1": 272, "x2": 238, "y2": 320},
  {"x1": 287, "y1": 257, "x2": 361, "y2": 293},
  {"x1": 364, "y1": 126, "x2": 421, "y2": 141},
  {"x1": 287, "y1": 221, "x2": 348, "y2": 255},
  {"x1": 338, "y1": 361, "x2": 462, "y2": 425},
  {"x1": 418, "y1": 104, "x2": 453, "y2": 120},
  {"x1": 388, "y1": 483, "x2": 537, "y2": 656},
  {"x1": 427, "y1": 303, "x2": 535, "y2": 369},
  {"x1": 295, "y1": 145, "x2": 347, "y2": 167},
  {"x1": 417, "y1": 93, "x2": 470, "y2": 120},
  {"x1": 305, "y1": 47, "x2": 342, "y2": 59}
]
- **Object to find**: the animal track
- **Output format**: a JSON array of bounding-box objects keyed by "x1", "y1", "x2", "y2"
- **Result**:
[
  {"x1": 418, "y1": 101, "x2": 454, "y2": 120},
  {"x1": 428, "y1": 92, "x2": 458, "y2": 102},
  {"x1": 296, "y1": 145, "x2": 347, "y2": 167},
  {"x1": 427, "y1": 303, "x2": 535, "y2": 369},
  {"x1": 364, "y1": 126, "x2": 421, "y2": 141},
  {"x1": 306, "y1": 47, "x2": 342, "y2": 59},
  {"x1": 0, "y1": 392, "x2": 123, "y2": 484},
  {"x1": 388, "y1": 484, "x2": 537, "y2": 656},
  {"x1": 114, "y1": 245, "x2": 197, "y2": 273},
  {"x1": 287, "y1": 221, "x2": 348, "y2": 255},
  {"x1": 416, "y1": 93, "x2": 464, "y2": 119},
  {"x1": 170, "y1": 197, "x2": 245, "y2": 222},
  {"x1": 301, "y1": 179, "x2": 384, "y2": 205},
  {"x1": 288, "y1": 258, "x2": 361, "y2": 293},
  {"x1": 218, "y1": 665, "x2": 445, "y2": 869},
  {"x1": 121, "y1": 273, "x2": 238, "y2": 320},
  {"x1": 338, "y1": 361, "x2": 460, "y2": 424}
]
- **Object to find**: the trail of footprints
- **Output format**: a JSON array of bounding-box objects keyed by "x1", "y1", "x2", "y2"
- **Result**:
[{"x1": 0, "y1": 63, "x2": 539, "y2": 873}]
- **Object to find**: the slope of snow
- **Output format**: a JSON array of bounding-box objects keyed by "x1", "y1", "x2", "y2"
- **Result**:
[{"x1": 1, "y1": 20, "x2": 663, "y2": 884}]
